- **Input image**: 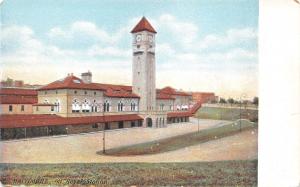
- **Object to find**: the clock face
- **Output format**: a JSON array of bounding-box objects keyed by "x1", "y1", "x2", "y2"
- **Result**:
[{"x1": 136, "y1": 35, "x2": 142, "y2": 42}]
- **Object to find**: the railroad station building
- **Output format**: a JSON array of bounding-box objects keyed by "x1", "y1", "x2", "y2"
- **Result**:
[{"x1": 0, "y1": 17, "x2": 201, "y2": 140}]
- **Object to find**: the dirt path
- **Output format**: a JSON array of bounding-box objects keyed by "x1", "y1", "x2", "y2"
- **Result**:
[{"x1": 0, "y1": 119, "x2": 257, "y2": 163}]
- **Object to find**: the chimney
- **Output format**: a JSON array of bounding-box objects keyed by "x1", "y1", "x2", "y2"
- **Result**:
[{"x1": 81, "y1": 71, "x2": 92, "y2": 84}]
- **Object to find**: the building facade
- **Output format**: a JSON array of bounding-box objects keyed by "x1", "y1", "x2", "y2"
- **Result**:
[{"x1": 0, "y1": 17, "x2": 201, "y2": 140}]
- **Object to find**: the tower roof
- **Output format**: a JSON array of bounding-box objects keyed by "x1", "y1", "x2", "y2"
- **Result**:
[{"x1": 131, "y1": 17, "x2": 157, "y2": 34}]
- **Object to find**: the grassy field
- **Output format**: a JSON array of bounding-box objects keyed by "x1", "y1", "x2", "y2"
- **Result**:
[
  {"x1": 196, "y1": 106, "x2": 258, "y2": 122},
  {"x1": 101, "y1": 120, "x2": 257, "y2": 156},
  {"x1": 0, "y1": 160, "x2": 257, "y2": 186}
]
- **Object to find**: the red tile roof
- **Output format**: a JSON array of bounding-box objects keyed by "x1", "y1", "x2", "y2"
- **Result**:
[
  {"x1": 189, "y1": 101, "x2": 202, "y2": 115},
  {"x1": 159, "y1": 86, "x2": 192, "y2": 97},
  {"x1": 104, "y1": 88, "x2": 139, "y2": 98},
  {"x1": 166, "y1": 101, "x2": 202, "y2": 117},
  {"x1": 0, "y1": 114, "x2": 143, "y2": 129},
  {"x1": 131, "y1": 17, "x2": 157, "y2": 34},
  {"x1": 156, "y1": 93, "x2": 175, "y2": 100},
  {"x1": 39, "y1": 75, "x2": 139, "y2": 98},
  {"x1": 0, "y1": 95, "x2": 37, "y2": 104},
  {"x1": 0, "y1": 88, "x2": 37, "y2": 96},
  {"x1": 38, "y1": 75, "x2": 106, "y2": 91}
]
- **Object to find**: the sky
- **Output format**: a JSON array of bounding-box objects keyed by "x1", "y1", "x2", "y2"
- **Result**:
[{"x1": 0, "y1": 0, "x2": 258, "y2": 99}]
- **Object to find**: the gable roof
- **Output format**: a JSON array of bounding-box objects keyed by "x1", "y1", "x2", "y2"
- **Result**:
[
  {"x1": 38, "y1": 75, "x2": 139, "y2": 98},
  {"x1": 131, "y1": 17, "x2": 157, "y2": 34},
  {"x1": 38, "y1": 75, "x2": 106, "y2": 91}
]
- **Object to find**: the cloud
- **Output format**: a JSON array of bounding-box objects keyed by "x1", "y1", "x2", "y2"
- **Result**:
[
  {"x1": 199, "y1": 28, "x2": 257, "y2": 50},
  {"x1": 1, "y1": 14, "x2": 258, "y2": 97},
  {"x1": 157, "y1": 14, "x2": 199, "y2": 49}
]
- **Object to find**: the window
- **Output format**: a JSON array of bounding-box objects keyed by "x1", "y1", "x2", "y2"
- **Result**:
[
  {"x1": 51, "y1": 106, "x2": 54, "y2": 111},
  {"x1": 74, "y1": 90, "x2": 77, "y2": 94},
  {"x1": 91, "y1": 100, "x2": 97, "y2": 113},
  {"x1": 36, "y1": 106, "x2": 39, "y2": 111},
  {"x1": 54, "y1": 100, "x2": 60, "y2": 112},
  {"x1": 94, "y1": 92, "x2": 96, "y2": 95},
  {"x1": 21, "y1": 105, "x2": 25, "y2": 112},
  {"x1": 82, "y1": 99, "x2": 91, "y2": 112},
  {"x1": 138, "y1": 72, "x2": 140, "y2": 75},
  {"x1": 130, "y1": 102, "x2": 136, "y2": 111},
  {"x1": 118, "y1": 101, "x2": 124, "y2": 111},
  {"x1": 72, "y1": 99, "x2": 80, "y2": 113},
  {"x1": 56, "y1": 90, "x2": 58, "y2": 94},
  {"x1": 9, "y1": 105, "x2": 13, "y2": 112},
  {"x1": 84, "y1": 91, "x2": 87, "y2": 95},
  {"x1": 131, "y1": 121, "x2": 135, "y2": 127},
  {"x1": 160, "y1": 104, "x2": 164, "y2": 111},
  {"x1": 104, "y1": 100, "x2": 110, "y2": 112},
  {"x1": 92, "y1": 124, "x2": 98, "y2": 128},
  {"x1": 44, "y1": 91, "x2": 47, "y2": 94}
]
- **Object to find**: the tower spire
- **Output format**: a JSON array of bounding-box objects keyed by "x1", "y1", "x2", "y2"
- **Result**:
[{"x1": 131, "y1": 17, "x2": 157, "y2": 33}]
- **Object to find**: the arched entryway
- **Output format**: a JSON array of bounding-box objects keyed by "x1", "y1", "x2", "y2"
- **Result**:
[{"x1": 146, "y1": 118, "x2": 152, "y2": 127}]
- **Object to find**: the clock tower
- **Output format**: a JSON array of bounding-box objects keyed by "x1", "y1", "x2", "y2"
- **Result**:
[{"x1": 131, "y1": 17, "x2": 157, "y2": 113}]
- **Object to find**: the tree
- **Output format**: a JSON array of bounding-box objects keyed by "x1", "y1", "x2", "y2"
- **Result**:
[
  {"x1": 253, "y1": 97, "x2": 259, "y2": 106},
  {"x1": 219, "y1": 98, "x2": 227, "y2": 104},
  {"x1": 227, "y1": 98, "x2": 235, "y2": 106}
]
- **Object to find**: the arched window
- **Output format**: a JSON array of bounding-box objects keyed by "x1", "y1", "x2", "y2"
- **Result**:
[
  {"x1": 82, "y1": 99, "x2": 91, "y2": 113},
  {"x1": 54, "y1": 99, "x2": 60, "y2": 112},
  {"x1": 130, "y1": 102, "x2": 136, "y2": 111},
  {"x1": 72, "y1": 99, "x2": 80, "y2": 113},
  {"x1": 118, "y1": 101, "x2": 124, "y2": 112},
  {"x1": 91, "y1": 99, "x2": 97, "y2": 112},
  {"x1": 160, "y1": 104, "x2": 164, "y2": 111},
  {"x1": 103, "y1": 100, "x2": 110, "y2": 112}
]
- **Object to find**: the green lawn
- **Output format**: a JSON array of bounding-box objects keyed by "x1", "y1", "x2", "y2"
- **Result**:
[
  {"x1": 101, "y1": 120, "x2": 257, "y2": 156},
  {"x1": 0, "y1": 160, "x2": 257, "y2": 186},
  {"x1": 196, "y1": 106, "x2": 258, "y2": 122}
]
